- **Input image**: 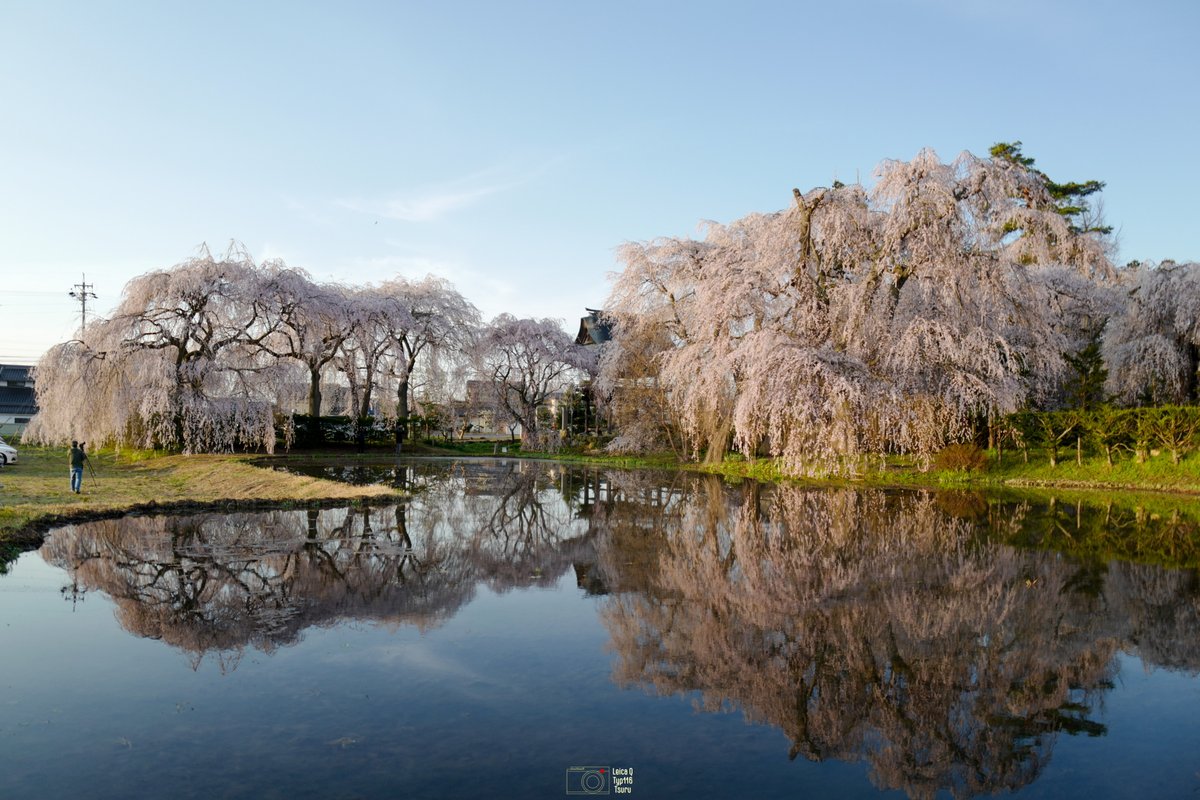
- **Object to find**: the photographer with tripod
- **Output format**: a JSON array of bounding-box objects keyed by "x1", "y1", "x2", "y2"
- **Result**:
[{"x1": 68, "y1": 440, "x2": 93, "y2": 494}]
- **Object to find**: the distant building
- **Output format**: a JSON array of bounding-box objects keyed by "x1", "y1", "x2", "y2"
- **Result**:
[
  {"x1": 0, "y1": 364, "x2": 37, "y2": 435},
  {"x1": 464, "y1": 379, "x2": 491, "y2": 409},
  {"x1": 461, "y1": 379, "x2": 518, "y2": 438},
  {"x1": 575, "y1": 308, "x2": 612, "y2": 346}
]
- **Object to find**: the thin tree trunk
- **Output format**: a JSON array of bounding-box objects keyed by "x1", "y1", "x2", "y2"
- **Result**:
[
  {"x1": 395, "y1": 376, "x2": 410, "y2": 453},
  {"x1": 308, "y1": 367, "x2": 322, "y2": 417},
  {"x1": 308, "y1": 366, "x2": 324, "y2": 444}
]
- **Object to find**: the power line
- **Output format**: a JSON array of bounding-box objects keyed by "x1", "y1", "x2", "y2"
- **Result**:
[{"x1": 69, "y1": 274, "x2": 98, "y2": 335}]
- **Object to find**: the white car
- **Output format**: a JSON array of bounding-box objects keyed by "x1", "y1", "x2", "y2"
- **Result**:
[{"x1": 0, "y1": 436, "x2": 17, "y2": 466}]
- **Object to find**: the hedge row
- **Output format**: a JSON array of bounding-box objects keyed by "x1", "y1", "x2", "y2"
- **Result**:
[
  {"x1": 1002, "y1": 406, "x2": 1200, "y2": 467},
  {"x1": 285, "y1": 415, "x2": 397, "y2": 447}
]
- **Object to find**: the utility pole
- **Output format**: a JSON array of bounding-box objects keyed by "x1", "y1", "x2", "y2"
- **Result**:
[{"x1": 69, "y1": 274, "x2": 97, "y2": 336}]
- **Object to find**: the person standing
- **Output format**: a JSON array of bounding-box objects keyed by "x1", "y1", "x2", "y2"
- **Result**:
[{"x1": 69, "y1": 440, "x2": 86, "y2": 494}]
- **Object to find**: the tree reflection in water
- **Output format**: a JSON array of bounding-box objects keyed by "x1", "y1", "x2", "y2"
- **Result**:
[
  {"x1": 591, "y1": 479, "x2": 1200, "y2": 799},
  {"x1": 39, "y1": 460, "x2": 590, "y2": 670},
  {"x1": 37, "y1": 462, "x2": 1200, "y2": 798}
]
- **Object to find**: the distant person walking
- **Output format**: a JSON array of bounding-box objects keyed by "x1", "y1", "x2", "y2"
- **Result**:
[{"x1": 69, "y1": 440, "x2": 88, "y2": 494}]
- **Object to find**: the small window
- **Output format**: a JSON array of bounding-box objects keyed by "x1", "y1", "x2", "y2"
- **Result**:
[{"x1": 15, "y1": 417, "x2": 30, "y2": 423}]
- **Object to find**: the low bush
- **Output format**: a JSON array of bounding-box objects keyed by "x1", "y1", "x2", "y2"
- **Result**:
[{"x1": 933, "y1": 443, "x2": 989, "y2": 473}]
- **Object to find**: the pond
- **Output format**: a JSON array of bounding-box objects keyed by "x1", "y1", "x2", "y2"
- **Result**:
[{"x1": 2, "y1": 458, "x2": 1199, "y2": 799}]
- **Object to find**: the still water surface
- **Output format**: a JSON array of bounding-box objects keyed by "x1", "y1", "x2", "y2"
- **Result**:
[{"x1": 2, "y1": 458, "x2": 1199, "y2": 799}]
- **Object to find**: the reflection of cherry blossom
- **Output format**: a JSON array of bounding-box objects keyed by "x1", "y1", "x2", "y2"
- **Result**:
[
  {"x1": 39, "y1": 461, "x2": 593, "y2": 667},
  {"x1": 594, "y1": 482, "x2": 1197, "y2": 799},
  {"x1": 35, "y1": 462, "x2": 1200, "y2": 799}
]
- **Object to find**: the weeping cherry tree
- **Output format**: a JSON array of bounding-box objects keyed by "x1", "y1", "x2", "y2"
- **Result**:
[
  {"x1": 1103, "y1": 261, "x2": 1200, "y2": 405},
  {"x1": 29, "y1": 244, "x2": 284, "y2": 452},
  {"x1": 475, "y1": 315, "x2": 594, "y2": 448},
  {"x1": 256, "y1": 266, "x2": 353, "y2": 418},
  {"x1": 374, "y1": 276, "x2": 480, "y2": 451},
  {"x1": 600, "y1": 148, "x2": 1116, "y2": 475}
]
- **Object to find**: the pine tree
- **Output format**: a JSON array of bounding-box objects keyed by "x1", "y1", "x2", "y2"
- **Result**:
[{"x1": 990, "y1": 141, "x2": 1112, "y2": 235}]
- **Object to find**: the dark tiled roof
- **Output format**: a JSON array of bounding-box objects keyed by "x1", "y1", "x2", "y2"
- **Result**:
[
  {"x1": 0, "y1": 386, "x2": 37, "y2": 416},
  {"x1": 0, "y1": 364, "x2": 33, "y2": 382},
  {"x1": 575, "y1": 308, "x2": 612, "y2": 346}
]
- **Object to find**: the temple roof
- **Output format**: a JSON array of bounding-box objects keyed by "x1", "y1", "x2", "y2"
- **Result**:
[
  {"x1": 0, "y1": 386, "x2": 36, "y2": 416},
  {"x1": 0, "y1": 364, "x2": 33, "y2": 383},
  {"x1": 575, "y1": 308, "x2": 612, "y2": 346}
]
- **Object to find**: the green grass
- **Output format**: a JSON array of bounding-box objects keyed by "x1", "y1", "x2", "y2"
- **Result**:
[
  {"x1": 984, "y1": 447, "x2": 1200, "y2": 492},
  {"x1": 676, "y1": 447, "x2": 1200, "y2": 496},
  {"x1": 0, "y1": 445, "x2": 399, "y2": 546}
]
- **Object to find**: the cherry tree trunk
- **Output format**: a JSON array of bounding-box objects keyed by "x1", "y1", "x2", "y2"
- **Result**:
[
  {"x1": 395, "y1": 377, "x2": 410, "y2": 453},
  {"x1": 308, "y1": 367, "x2": 322, "y2": 417},
  {"x1": 307, "y1": 367, "x2": 324, "y2": 444},
  {"x1": 520, "y1": 409, "x2": 538, "y2": 449}
]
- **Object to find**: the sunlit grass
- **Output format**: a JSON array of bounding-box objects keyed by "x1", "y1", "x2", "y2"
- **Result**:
[
  {"x1": 986, "y1": 448, "x2": 1200, "y2": 491},
  {"x1": 0, "y1": 445, "x2": 398, "y2": 542},
  {"x1": 677, "y1": 447, "x2": 1200, "y2": 496}
]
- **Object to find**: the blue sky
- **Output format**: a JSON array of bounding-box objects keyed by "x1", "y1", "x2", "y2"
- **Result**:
[{"x1": 2, "y1": 0, "x2": 1197, "y2": 364}]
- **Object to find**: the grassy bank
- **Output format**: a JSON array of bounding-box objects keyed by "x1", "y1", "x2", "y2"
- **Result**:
[
  {"x1": 0, "y1": 445, "x2": 399, "y2": 547},
  {"x1": 685, "y1": 449, "x2": 1200, "y2": 495}
]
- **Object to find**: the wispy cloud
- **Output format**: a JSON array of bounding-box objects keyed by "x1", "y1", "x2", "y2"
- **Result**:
[
  {"x1": 336, "y1": 157, "x2": 565, "y2": 223},
  {"x1": 379, "y1": 184, "x2": 503, "y2": 222},
  {"x1": 338, "y1": 170, "x2": 515, "y2": 223}
]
